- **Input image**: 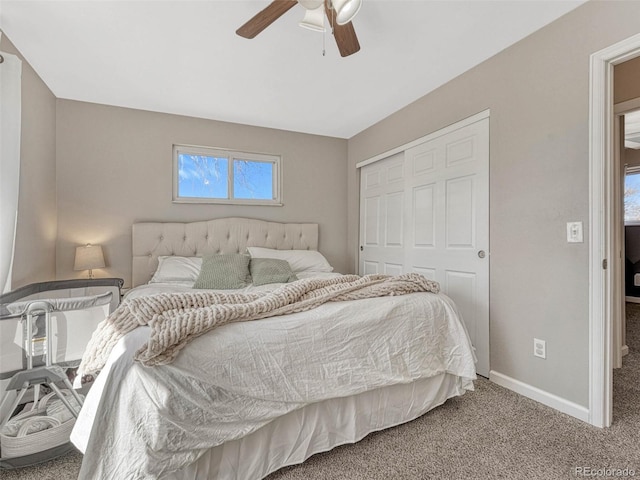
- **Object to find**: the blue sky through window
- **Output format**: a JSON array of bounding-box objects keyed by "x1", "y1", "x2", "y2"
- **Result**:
[
  {"x1": 625, "y1": 172, "x2": 640, "y2": 222},
  {"x1": 178, "y1": 154, "x2": 228, "y2": 199},
  {"x1": 175, "y1": 146, "x2": 279, "y2": 204},
  {"x1": 234, "y1": 160, "x2": 273, "y2": 200},
  {"x1": 178, "y1": 154, "x2": 274, "y2": 201}
]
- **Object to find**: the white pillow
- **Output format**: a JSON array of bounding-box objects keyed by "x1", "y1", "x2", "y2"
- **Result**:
[
  {"x1": 149, "y1": 256, "x2": 202, "y2": 284},
  {"x1": 246, "y1": 247, "x2": 333, "y2": 273}
]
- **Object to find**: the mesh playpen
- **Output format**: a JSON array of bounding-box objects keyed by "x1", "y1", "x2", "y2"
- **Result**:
[{"x1": 0, "y1": 278, "x2": 122, "y2": 469}]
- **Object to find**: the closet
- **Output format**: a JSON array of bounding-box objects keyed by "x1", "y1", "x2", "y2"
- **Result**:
[{"x1": 358, "y1": 113, "x2": 490, "y2": 376}]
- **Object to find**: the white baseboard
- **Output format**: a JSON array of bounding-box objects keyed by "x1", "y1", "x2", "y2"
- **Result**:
[
  {"x1": 625, "y1": 296, "x2": 640, "y2": 304},
  {"x1": 489, "y1": 371, "x2": 589, "y2": 423}
]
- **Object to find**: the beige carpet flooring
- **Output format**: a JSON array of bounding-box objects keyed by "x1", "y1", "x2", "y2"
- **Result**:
[{"x1": 4, "y1": 305, "x2": 640, "y2": 480}]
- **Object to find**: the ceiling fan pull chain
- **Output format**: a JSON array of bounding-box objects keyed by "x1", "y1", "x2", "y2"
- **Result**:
[
  {"x1": 329, "y1": 0, "x2": 335, "y2": 55},
  {"x1": 331, "y1": 0, "x2": 335, "y2": 33},
  {"x1": 322, "y1": 18, "x2": 326, "y2": 56}
]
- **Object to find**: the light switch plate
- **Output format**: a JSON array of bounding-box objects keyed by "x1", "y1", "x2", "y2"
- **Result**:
[{"x1": 567, "y1": 222, "x2": 583, "y2": 243}]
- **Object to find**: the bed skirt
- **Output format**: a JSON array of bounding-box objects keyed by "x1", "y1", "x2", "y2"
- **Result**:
[{"x1": 163, "y1": 372, "x2": 471, "y2": 480}]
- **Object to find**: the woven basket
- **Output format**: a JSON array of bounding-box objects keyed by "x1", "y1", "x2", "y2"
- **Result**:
[{"x1": 0, "y1": 391, "x2": 77, "y2": 459}]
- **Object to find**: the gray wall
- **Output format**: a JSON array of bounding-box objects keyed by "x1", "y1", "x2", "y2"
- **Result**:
[
  {"x1": 625, "y1": 148, "x2": 640, "y2": 169},
  {"x1": 615, "y1": 54, "x2": 640, "y2": 104},
  {"x1": 347, "y1": 0, "x2": 640, "y2": 407},
  {"x1": 55, "y1": 101, "x2": 348, "y2": 286},
  {"x1": 617, "y1": 58, "x2": 640, "y2": 185},
  {"x1": 0, "y1": 34, "x2": 57, "y2": 288}
]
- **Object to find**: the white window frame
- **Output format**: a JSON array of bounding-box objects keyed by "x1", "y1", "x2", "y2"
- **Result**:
[{"x1": 173, "y1": 144, "x2": 282, "y2": 206}]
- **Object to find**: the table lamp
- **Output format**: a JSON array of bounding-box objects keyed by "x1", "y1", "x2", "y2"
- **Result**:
[{"x1": 74, "y1": 244, "x2": 105, "y2": 279}]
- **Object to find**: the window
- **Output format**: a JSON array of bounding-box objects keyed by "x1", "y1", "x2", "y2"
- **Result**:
[
  {"x1": 626, "y1": 167, "x2": 640, "y2": 224},
  {"x1": 173, "y1": 145, "x2": 281, "y2": 205}
]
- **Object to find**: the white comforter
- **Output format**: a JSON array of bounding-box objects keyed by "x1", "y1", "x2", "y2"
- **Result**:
[{"x1": 71, "y1": 276, "x2": 476, "y2": 479}]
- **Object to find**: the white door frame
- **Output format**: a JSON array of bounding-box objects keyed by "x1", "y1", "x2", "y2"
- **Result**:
[{"x1": 589, "y1": 32, "x2": 640, "y2": 428}]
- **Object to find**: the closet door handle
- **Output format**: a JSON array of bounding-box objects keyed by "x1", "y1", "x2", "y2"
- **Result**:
[{"x1": 478, "y1": 250, "x2": 486, "y2": 259}]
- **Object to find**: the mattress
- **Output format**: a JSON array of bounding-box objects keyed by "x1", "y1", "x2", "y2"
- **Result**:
[{"x1": 71, "y1": 277, "x2": 476, "y2": 479}]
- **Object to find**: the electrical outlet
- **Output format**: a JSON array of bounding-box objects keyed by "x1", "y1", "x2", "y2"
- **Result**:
[{"x1": 534, "y1": 338, "x2": 546, "y2": 359}]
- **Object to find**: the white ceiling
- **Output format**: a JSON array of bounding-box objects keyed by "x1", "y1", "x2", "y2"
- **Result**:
[{"x1": 0, "y1": 0, "x2": 586, "y2": 139}]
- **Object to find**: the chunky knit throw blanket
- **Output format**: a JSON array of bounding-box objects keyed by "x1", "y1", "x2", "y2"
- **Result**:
[{"x1": 79, "y1": 273, "x2": 440, "y2": 378}]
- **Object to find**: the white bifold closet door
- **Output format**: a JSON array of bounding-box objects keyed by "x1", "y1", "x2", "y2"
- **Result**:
[{"x1": 359, "y1": 116, "x2": 489, "y2": 376}]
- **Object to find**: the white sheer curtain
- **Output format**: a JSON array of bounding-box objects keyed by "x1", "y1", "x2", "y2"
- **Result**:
[{"x1": 0, "y1": 43, "x2": 22, "y2": 293}]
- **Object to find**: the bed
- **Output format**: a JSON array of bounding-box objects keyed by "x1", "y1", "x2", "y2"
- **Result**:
[{"x1": 70, "y1": 217, "x2": 476, "y2": 480}]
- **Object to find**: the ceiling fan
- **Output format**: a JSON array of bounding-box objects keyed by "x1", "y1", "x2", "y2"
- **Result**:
[{"x1": 236, "y1": 0, "x2": 362, "y2": 57}]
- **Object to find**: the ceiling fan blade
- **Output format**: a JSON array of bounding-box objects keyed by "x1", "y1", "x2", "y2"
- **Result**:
[
  {"x1": 236, "y1": 0, "x2": 298, "y2": 39},
  {"x1": 324, "y1": 2, "x2": 360, "y2": 57}
]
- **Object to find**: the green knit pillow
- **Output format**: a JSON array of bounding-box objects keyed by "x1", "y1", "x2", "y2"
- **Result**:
[
  {"x1": 250, "y1": 258, "x2": 298, "y2": 286},
  {"x1": 193, "y1": 254, "x2": 251, "y2": 290}
]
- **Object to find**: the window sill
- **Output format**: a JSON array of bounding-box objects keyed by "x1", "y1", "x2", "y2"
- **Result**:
[{"x1": 173, "y1": 198, "x2": 283, "y2": 207}]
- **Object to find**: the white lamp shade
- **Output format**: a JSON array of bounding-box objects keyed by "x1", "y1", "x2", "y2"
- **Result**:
[
  {"x1": 332, "y1": 0, "x2": 362, "y2": 25},
  {"x1": 298, "y1": 0, "x2": 324, "y2": 9},
  {"x1": 74, "y1": 244, "x2": 106, "y2": 271},
  {"x1": 299, "y1": 5, "x2": 325, "y2": 32}
]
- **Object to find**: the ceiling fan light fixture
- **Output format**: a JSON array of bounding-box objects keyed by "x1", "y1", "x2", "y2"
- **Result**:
[
  {"x1": 299, "y1": 5, "x2": 325, "y2": 32},
  {"x1": 331, "y1": 0, "x2": 362, "y2": 25},
  {"x1": 237, "y1": 0, "x2": 360, "y2": 57},
  {"x1": 298, "y1": 0, "x2": 324, "y2": 9}
]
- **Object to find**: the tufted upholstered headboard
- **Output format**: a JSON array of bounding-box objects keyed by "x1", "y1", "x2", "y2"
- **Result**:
[{"x1": 132, "y1": 217, "x2": 319, "y2": 287}]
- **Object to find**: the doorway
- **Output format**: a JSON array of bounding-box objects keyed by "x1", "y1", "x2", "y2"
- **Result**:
[
  {"x1": 589, "y1": 33, "x2": 640, "y2": 428},
  {"x1": 623, "y1": 126, "x2": 640, "y2": 302},
  {"x1": 618, "y1": 111, "x2": 640, "y2": 369}
]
